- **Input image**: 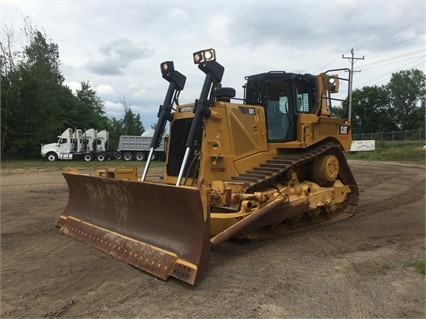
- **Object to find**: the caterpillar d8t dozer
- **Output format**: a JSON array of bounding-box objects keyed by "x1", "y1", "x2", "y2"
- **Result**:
[{"x1": 57, "y1": 49, "x2": 359, "y2": 285}]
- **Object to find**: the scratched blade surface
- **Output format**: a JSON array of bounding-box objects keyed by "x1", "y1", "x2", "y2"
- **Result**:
[{"x1": 57, "y1": 172, "x2": 210, "y2": 284}]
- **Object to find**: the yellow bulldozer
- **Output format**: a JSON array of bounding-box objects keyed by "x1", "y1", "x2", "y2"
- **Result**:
[{"x1": 57, "y1": 48, "x2": 359, "y2": 285}]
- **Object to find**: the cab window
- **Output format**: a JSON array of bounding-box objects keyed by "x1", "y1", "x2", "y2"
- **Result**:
[
  {"x1": 266, "y1": 80, "x2": 290, "y2": 141},
  {"x1": 295, "y1": 82, "x2": 314, "y2": 113}
]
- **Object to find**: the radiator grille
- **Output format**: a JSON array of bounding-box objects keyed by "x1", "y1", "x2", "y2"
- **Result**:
[{"x1": 166, "y1": 118, "x2": 202, "y2": 179}]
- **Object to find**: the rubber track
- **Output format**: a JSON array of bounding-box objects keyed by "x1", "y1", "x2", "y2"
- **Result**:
[{"x1": 230, "y1": 141, "x2": 359, "y2": 215}]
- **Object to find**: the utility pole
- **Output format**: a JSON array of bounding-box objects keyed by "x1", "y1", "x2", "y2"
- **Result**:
[{"x1": 342, "y1": 48, "x2": 364, "y2": 122}]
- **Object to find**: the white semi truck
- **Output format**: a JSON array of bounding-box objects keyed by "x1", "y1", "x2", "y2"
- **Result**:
[{"x1": 41, "y1": 128, "x2": 111, "y2": 161}]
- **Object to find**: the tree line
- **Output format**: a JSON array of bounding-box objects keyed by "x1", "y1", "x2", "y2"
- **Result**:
[
  {"x1": 1, "y1": 23, "x2": 144, "y2": 160},
  {"x1": 340, "y1": 68, "x2": 425, "y2": 135}
]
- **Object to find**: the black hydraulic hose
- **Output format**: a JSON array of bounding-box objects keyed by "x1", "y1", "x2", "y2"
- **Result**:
[
  {"x1": 183, "y1": 151, "x2": 200, "y2": 186},
  {"x1": 191, "y1": 153, "x2": 201, "y2": 186}
]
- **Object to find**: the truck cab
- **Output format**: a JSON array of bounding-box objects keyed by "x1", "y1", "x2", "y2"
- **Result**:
[
  {"x1": 41, "y1": 128, "x2": 110, "y2": 161},
  {"x1": 41, "y1": 128, "x2": 74, "y2": 161}
]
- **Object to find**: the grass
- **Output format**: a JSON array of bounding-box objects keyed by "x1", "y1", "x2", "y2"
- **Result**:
[
  {"x1": 412, "y1": 260, "x2": 426, "y2": 275},
  {"x1": 347, "y1": 142, "x2": 425, "y2": 164},
  {"x1": 1, "y1": 159, "x2": 165, "y2": 171},
  {"x1": 382, "y1": 262, "x2": 395, "y2": 270}
]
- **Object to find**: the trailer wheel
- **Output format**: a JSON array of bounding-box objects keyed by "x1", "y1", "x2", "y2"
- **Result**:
[
  {"x1": 150, "y1": 152, "x2": 157, "y2": 161},
  {"x1": 46, "y1": 153, "x2": 58, "y2": 162},
  {"x1": 84, "y1": 154, "x2": 93, "y2": 162},
  {"x1": 97, "y1": 153, "x2": 105, "y2": 162},
  {"x1": 115, "y1": 152, "x2": 122, "y2": 160},
  {"x1": 135, "y1": 152, "x2": 145, "y2": 161},
  {"x1": 123, "y1": 152, "x2": 133, "y2": 161}
]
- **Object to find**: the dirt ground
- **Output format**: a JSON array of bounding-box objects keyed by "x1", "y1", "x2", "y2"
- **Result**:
[{"x1": 1, "y1": 161, "x2": 425, "y2": 318}]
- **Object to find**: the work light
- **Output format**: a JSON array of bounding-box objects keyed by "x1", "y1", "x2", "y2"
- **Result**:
[
  {"x1": 193, "y1": 52, "x2": 202, "y2": 64},
  {"x1": 328, "y1": 75, "x2": 339, "y2": 93},
  {"x1": 161, "y1": 61, "x2": 174, "y2": 75},
  {"x1": 193, "y1": 48, "x2": 216, "y2": 64},
  {"x1": 204, "y1": 49, "x2": 214, "y2": 61}
]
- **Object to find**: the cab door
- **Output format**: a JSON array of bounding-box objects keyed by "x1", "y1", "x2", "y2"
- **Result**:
[{"x1": 265, "y1": 80, "x2": 297, "y2": 142}]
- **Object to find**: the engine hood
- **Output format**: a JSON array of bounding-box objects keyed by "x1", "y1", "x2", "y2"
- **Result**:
[{"x1": 41, "y1": 143, "x2": 58, "y2": 155}]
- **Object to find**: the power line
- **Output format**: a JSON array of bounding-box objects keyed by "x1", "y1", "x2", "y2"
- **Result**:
[
  {"x1": 313, "y1": 56, "x2": 341, "y2": 74},
  {"x1": 362, "y1": 55, "x2": 424, "y2": 71},
  {"x1": 357, "y1": 56, "x2": 425, "y2": 87},
  {"x1": 353, "y1": 17, "x2": 426, "y2": 50},
  {"x1": 361, "y1": 49, "x2": 425, "y2": 68},
  {"x1": 372, "y1": 36, "x2": 420, "y2": 54},
  {"x1": 314, "y1": 17, "x2": 425, "y2": 73}
]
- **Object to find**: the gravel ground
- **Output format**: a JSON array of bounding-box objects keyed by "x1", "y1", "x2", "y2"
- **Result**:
[{"x1": 1, "y1": 161, "x2": 425, "y2": 318}]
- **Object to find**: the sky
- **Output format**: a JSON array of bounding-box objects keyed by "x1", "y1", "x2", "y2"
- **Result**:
[{"x1": 2, "y1": 0, "x2": 425, "y2": 129}]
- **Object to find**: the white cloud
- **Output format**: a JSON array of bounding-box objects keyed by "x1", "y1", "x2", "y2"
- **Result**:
[
  {"x1": 96, "y1": 84, "x2": 115, "y2": 96},
  {"x1": 103, "y1": 100, "x2": 124, "y2": 119},
  {"x1": 131, "y1": 88, "x2": 147, "y2": 99},
  {"x1": 100, "y1": 38, "x2": 152, "y2": 59},
  {"x1": 88, "y1": 58, "x2": 124, "y2": 75},
  {"x1": 86, "y1": 38, "x2": 153, "y2": 75},
  {"x1": 208, "y1": 14, "x2": 232, "y2": 46},
  {"x1": 64, "y1": 80, "x2": 81, "y2": 94}
]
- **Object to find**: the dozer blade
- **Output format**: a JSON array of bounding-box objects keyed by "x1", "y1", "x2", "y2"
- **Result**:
[{"x1": 57, "y1": 172, "x2": 210, "y2": 285}]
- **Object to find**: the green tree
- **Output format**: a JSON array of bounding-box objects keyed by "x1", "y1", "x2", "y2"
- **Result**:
[
  {"x1": 103, "y1": 97, "x2": 146, "y2": 150},
  {"x1": 1, "y1": 20, "x2": 114, "y2": 159},
  {"x1": 122, "y1": 108, "x2": 144, "y2": 135},
  {"x1": 0, "y1": 25, "x2": 21, "y2": 159},
  {"x1": 387, "y1": 69, "x2": 426, "y2": 131},
  {"x1": 346, "y1": 68, "x2": 425, "y2": 135},
  {"x1": 74, "y1": 81, "x2": 109, "y2": 130},
  {"x1": 56, "y1": 84, "x2": 80, "y2": 130},
  {"x1": 106, "y1": 117, "x2": 123, "y2": 150},
  {"x1": 349, "y1": 85, "x2": 396, "y2": 134},
  {"x1": 120, "y1": 96, "x2": 144, "y2": 135},
  {"x1": 5, "y1": 28, "x2": 70, "y2": 158}
]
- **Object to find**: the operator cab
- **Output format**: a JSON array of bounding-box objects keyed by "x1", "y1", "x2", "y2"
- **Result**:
[{"x1": 244, "y1": 72, "x2": 316, "y2": 142}]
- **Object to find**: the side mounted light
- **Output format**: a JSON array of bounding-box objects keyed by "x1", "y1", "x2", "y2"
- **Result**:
[
  {"x1": 328, "y1": 75, "x2": 339, "y2": 93},
  {"x1": 193, "y1": 48, "x2": 216, "y2": 64},
  {"x1": 161, "y1": 61, "x2": 174, "y2": 75}
]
